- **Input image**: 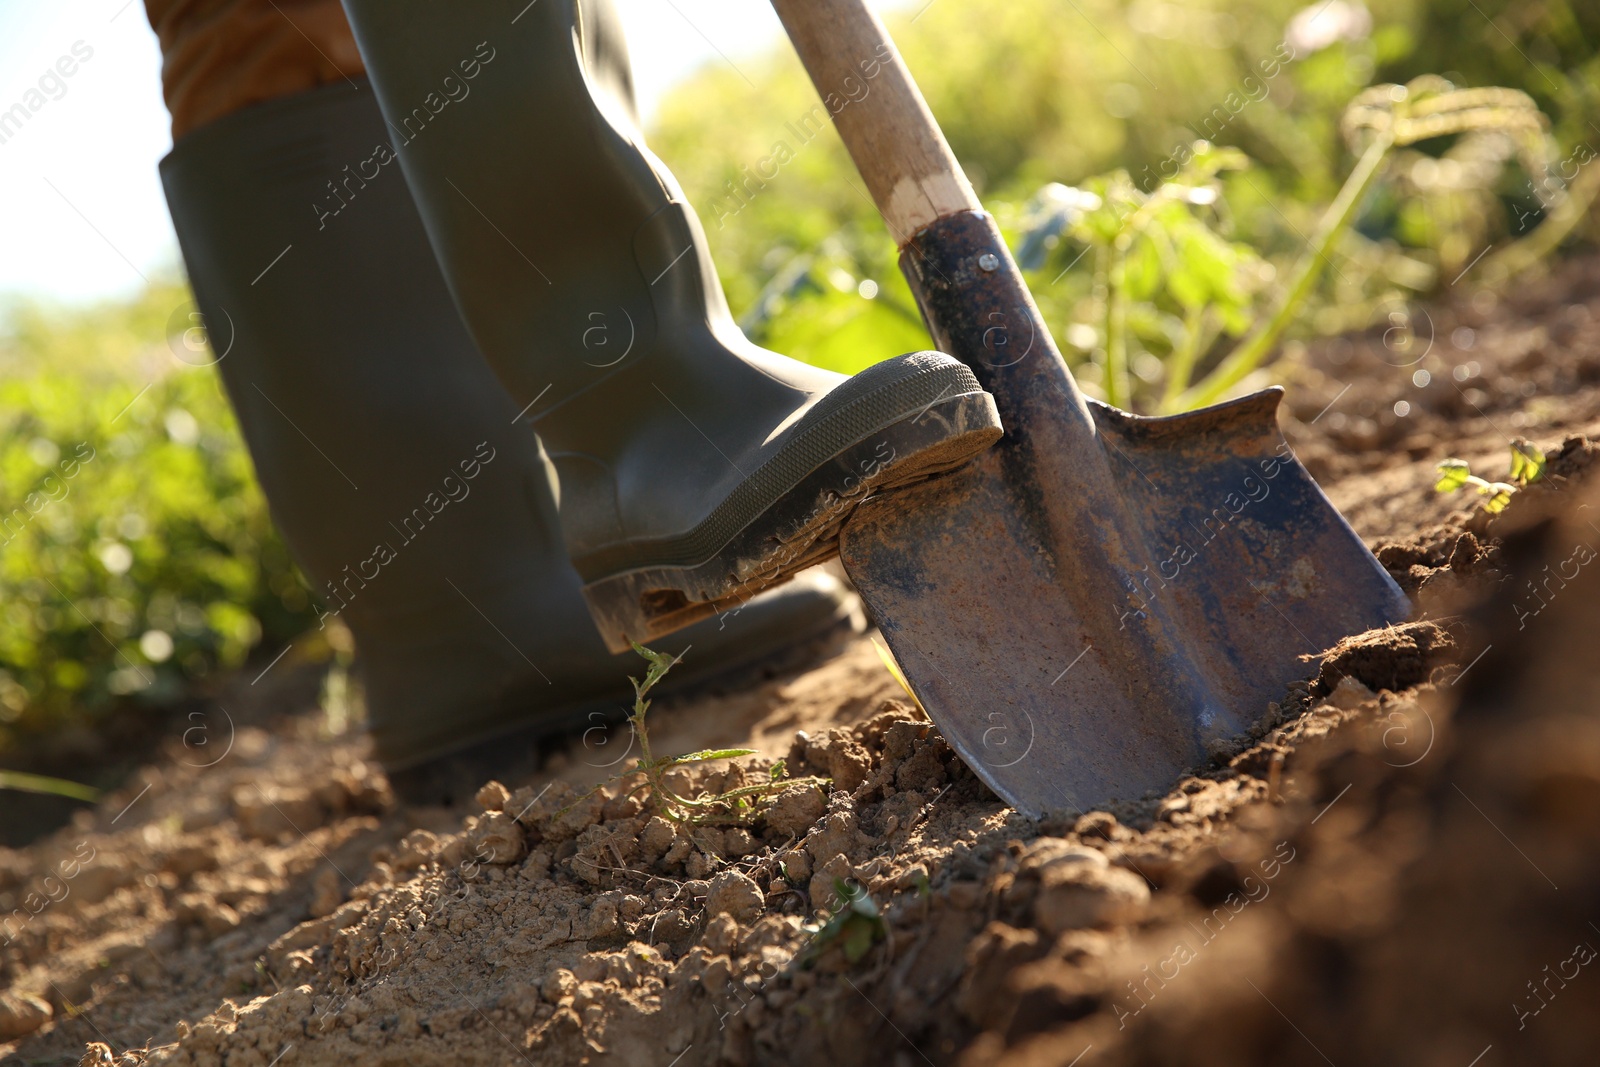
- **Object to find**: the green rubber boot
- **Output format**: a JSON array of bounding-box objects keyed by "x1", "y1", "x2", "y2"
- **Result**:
[
  {"x1": 160, "y1": 81, "x2": 862, "y2": 801},
  {"x1": 341, "y1": 0, "x2": 1003, "y2": 652}
]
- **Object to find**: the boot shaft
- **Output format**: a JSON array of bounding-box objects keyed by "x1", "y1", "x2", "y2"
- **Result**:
[
  {"x1": 160, "y1": 80, "x2": 571, "y2": 633},
  {"x1": 339, "y1": 0, "x2": 776, "y2": 427}
]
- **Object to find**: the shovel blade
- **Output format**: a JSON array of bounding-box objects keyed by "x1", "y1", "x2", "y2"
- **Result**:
[
  {"x1": 839, "y1": 209, "x2": 1407, "y2": 818},
  {"x1": 840, "y1": 386, "x2": 1409, "y2": 818}
]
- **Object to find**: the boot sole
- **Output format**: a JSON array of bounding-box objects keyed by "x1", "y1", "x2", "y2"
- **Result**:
[{"x1": 581, "y1": 390, "x2": 1002, "y2": 652}]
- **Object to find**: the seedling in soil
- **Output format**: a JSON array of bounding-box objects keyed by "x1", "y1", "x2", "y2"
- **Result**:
[
  {"x1": 800, "y1": 879, "x2": 886, "y2": 966},
  {"x1": 1508, "y1": 438, "x2": 1547, "y2": 485},
  {"x1": 1435, "y1": 439, "x2": 1546, "y2": 513},
  {"x1": 577, "y1": 643, "x2": 828, "y2": 826}
]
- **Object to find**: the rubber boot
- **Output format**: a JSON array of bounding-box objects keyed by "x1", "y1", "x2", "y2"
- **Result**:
[
  {"x1": 159, "y1": 80, "x2": 862, "y2": 799},
  {"x1": 340, "y1": 0, "x2": 1003, "y2": 652}
]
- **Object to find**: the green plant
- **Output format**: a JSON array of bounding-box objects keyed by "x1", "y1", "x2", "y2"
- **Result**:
[
  {"x1": 1029, "y1": 79, "x2": 1559, "y2": 413},
  {"x1": 653, "y1": 0, "x2": 1596, "y2": 404},
  {"x1": 1198, "y1": 77, "x2": 1544, "y2": 406},
  {"x1": 1020, "y1": 143, "x2": 1268, "y2": 411},
  {"x1": 592, "y1": 644, "x2": 829, "y2": 825},
  {"x1": 0, "y1": 281, "x2": 319, "y2": 750},
  {"x1": 1435, "y1": 439, "x2": 1546, "y2": 513},
  {"x1": 801, "y1": 879, "x2": 887, "y2": 965},
  {"x1": 0, "y1": 769, "x2": 98, "y2": 801}
]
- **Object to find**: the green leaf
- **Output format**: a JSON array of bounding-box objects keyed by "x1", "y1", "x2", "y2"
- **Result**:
[
  {"x1": 628, "y1": 641, "x2": 678, "y2": 670},
  {"x1": 1435, "y1": 459, "x2": 1472, "y2": 493},
  {"x1": 1182, "y1": 141, "x2": 1250, "y2": 180},
  {"x1": 800, "y1": 879, "x2": 886, "y2": 968},
  {"x1": 1479, "y1": 481, "x2": 1516, "y2": 514},
  {"x1": 1509, "y1": 440, "x2": 1545, "y2": 486},
  {"x1": 839, "y1": 878, "x2": 881, "y2": 918},
  {"x1": 629, "y1": 642, "x2": 682, "y2": 696},
  {"x1": 669, "y1": 747, "x2": 758, "y2": 764},
  {"x1": 842, "y1": 918, "x2": 877, "y2": 961},
  {"x1": 0, "y1": 770, "x2": 98, "y2": 802},
  {"x1": 1121, "y1": 236, "x2": 1163, "y2": 302}
]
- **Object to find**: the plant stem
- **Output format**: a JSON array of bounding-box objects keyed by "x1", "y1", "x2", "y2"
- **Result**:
[
  {"x1": 1480, "y1": 157, "x2": 1600, "y2": 283},
  {"x1": 0, "y1": 770, "x2": 98, "y2": 802},
  {"x1": 1102, "y1": 244, "x2": 1131, "y2": 408},
  {"x1": 1160, "y1": 304, "x2": 1207, "y2": 412},
  {"x1": 1177, "y1": 134, "x2": 1393, "y2": 410}
]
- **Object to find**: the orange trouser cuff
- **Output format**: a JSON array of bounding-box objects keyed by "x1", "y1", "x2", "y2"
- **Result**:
[{"x1": 146, "y1": 0, "x2": 365, "y2": 140}]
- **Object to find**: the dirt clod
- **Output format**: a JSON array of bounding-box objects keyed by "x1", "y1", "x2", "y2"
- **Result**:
[
  {"x1": 706, "y1": 869, "x2": 764, "y2": 924},
  {"x1": 0, "y1": 992, "x2": 51, "y2": 1042},
  {"x1": 465, "y1": 810, "x2": 525, "y2": 865},
  {"x1": 473, "y1": 779, "x2": 510, "y2": 812},
  {"x1": 765, "y1": 782, "x2": 827, "y2": 838},
  {"x1": 1312, "y1": 620, "x2": 1457, "y2": 695}
]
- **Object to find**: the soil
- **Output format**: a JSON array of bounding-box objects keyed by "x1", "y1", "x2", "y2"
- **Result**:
[{"x1": 6, "y1": 255, "x2": 1600, "y2": 1067}]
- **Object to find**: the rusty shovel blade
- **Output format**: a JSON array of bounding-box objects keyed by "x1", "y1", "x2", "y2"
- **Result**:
[{"x1": 840, "y1": 211, "x2": 1409, "y2": 819}]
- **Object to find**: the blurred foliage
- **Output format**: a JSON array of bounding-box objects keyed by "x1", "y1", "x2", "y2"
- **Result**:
[
  {"x1": 0, "y1": 279, "x2": 316, "y2": 751},
  {"x1": 652, "y1": 0, "x2": 1600, "y2": 399},
  {"x1": 5, "y1": 0, "x2": 1600, "y2": 751}
]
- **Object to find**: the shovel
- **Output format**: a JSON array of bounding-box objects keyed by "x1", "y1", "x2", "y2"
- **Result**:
[{"x1": 771, "y1": 0, "x2": 1409, "y2": 818}]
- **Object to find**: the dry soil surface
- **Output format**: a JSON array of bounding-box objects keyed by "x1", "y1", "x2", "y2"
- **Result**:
[{"x1": 5, "y1": 257, "x2": 1600, "y2": 1067}]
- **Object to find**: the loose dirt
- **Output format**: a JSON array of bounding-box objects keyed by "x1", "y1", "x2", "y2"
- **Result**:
[{"x1": 5, "y1": 255, "x2": 1600, "y2": 1067}]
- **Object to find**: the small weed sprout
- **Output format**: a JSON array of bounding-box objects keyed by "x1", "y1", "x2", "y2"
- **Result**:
[
  {"x1": 1508, "y1": 438, "x2": 1547, "y2": 485},
  {"x1": 579, "y1": 643, "x2": 829, "y2": 826},
  {"x1": 1435, "y1": 460, "x2": 1515, "y2": 513},
  {"x1": 1435, "y1": 439, "x2": 1546, "y2": 513},
  {"x1": 801, "y1": 879, "x2": 887, "y2": 966}
]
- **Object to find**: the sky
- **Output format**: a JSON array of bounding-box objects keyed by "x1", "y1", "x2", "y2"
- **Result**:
[{"x1": 0, "y1": 0, "x2": 901, "y2": 308}]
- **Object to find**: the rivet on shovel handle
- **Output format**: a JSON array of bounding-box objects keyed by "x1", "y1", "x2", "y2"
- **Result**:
[{"x1": 773, "y1": 0, "x2": 1409, "y2": 818}]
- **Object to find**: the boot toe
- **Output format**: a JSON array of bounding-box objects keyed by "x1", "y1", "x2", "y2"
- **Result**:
[{"x1": 579, "y1": 351, "x2": 1001, "y2": 651}]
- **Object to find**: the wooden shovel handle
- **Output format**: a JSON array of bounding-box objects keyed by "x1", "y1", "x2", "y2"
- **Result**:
[{"x1": 771, "y1": 0, "x2": 980, "y2": 242}]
